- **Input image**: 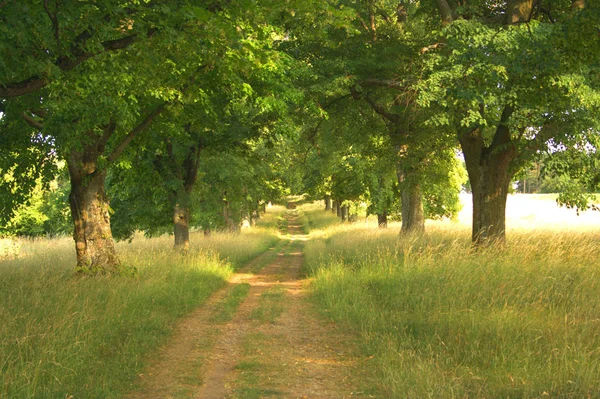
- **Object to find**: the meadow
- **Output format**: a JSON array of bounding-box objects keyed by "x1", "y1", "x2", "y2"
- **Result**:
[
  {"x1": 0, "y1": 206, "x2": 285, "y2": 399},
  {"x1": 302, "y1": 196, "x2": 600, "y2": 398}
]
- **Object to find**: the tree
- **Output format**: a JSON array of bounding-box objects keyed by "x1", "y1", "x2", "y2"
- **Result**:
[
  {"x1": 421, "y1": 0, "x2": 600, "y2": 244},
  {"x1": 280, "y1": 0, "x2": 464, "y2": 234},
  {"x1": 1, "y1": 1, "x2": 245, "y2": 272}
]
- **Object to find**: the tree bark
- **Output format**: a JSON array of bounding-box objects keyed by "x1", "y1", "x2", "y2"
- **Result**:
[
  {"x1": 436, "y1": 0, "x2": 454, "y2": 26},
  {"x1": 341, "y1": 205, "x2": 349, "y2": 222},
  {"x1": 377, "y1": 212, "x2": 388, "y2": 228},
  {"x1": 173, "y1": 203, "x2": 190, "y2": 252},
  {"x1": 324, "y1": 196, "x2": 332, "y2": 211},
  {"x1": 397, "y1": 167, "x2": 425, "y2": 234},
  {"x1": 67, "y1": 153, "x2": 120, "y2": 274},
  {"x1": 223, "y1": 198, "x2": 239, "y2": 232},
  {"x1": 459, "y1": 106, "x2": 517, "y2": 245},
  {"x1": 167, "y1": 133, "x2": 202, "y2": 251},
  {"x1": 400, "y1": 181, "x2": 425, "y2": 234},
  {"x1": 336, "y1": 200, "x2": 342, "y2": 217}
]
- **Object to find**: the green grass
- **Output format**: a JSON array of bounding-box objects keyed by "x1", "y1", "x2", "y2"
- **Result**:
[
  {"x1": 211, "y1": 283, "x2": 251, "y2": 323},
  {"x1": 250, "y1": 288, "x2": 286, "y2": 324},
  {"x1": 301, "y1": 204, "x2": 600, "y2": 398},
  {"x1": 0, "y1": 207, "x2": 284, "y2": 399},
  {"x1": 231, "y1": 333, "x2": 284, "y2": 399}
]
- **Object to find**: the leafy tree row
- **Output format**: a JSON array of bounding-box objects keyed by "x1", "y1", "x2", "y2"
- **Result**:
[{"x1": 2, "y1": 0, "x2": 599, "y2": 275}]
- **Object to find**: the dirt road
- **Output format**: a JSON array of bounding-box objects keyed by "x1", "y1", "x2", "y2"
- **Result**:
[{"x1": 126, "y1": 212, "x2": 366, "y2": 399}]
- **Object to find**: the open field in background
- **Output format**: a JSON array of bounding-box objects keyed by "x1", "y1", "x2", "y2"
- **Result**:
[
  {"x1": 301, "y1": 196, "x2": 600, "y2": 398},
  {"x1": 0, "y1": 205, "x2": 285, "y2": 399},
  {"x1": 459, "y1": 193, "x2": 600, "y2": 231}
]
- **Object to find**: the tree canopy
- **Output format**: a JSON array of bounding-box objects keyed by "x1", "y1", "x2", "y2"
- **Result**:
[{"x1": 1, "y1": 0, "x2": 599, "y2": 272}]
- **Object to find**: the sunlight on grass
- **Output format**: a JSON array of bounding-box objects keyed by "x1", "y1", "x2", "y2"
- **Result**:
[
  {"x1": 301, "y1": 201, "x2": 600, "y2": 398},
  {"x1": 0, "y1": 206, "x2": 285, "y2": 399}
]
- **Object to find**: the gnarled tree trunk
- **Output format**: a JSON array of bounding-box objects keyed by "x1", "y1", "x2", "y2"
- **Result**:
[
  {"x1": 68, "y1": 153, "x2": 119, "y2": 274},
  {"x1": 460, "y1": 106, "x2": 517, "y2": 245}
]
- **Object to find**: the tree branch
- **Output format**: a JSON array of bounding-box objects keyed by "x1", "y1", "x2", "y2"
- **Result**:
[
  {"x1": 358, "y1": 78, "x2": 407, "y2": 90},
  {"x1": 0, "y1": 29, "x2": 155, "y2": 99},
  {"x1": 108, "y1": 103, "x2": 166, "y2": 163},
  {"x1": 22, "y1": 113, "x2": 45, "y2": 130},
  {"x1": 43, "y1": 0, "x2": 60, "y2": 46},
  {"x1": 97, "y1": 119, "x2": 116, "y2": 155},
  {"x1": 318, "y1": 93, "x2": 353, "y2": 110},
  {"x1": 490, "y1": 104, "x2": 514, "y2": 149},
  {"x1": 351, "y1": 85, "x2": 401, "y2": 124}
]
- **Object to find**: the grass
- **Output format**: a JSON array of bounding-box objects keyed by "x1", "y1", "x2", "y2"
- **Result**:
[
  {"x1": 250, "y1": 288, "x2": 286, "y2": 324},
  {"x1": 210, "y1": 283, "x2": 251, "y2": 323},
  {"x1": 301, "y1": 203, "x2": 600, "y2": 398},
  {"x1": 231, "y1": 332, "x2": 284, "y2": 399},
  {"x1": 0, "y1": 206, "x2": 285, "y2": 399}
]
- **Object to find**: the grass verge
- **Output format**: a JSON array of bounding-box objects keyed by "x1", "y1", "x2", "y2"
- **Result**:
[
  {"x1": 302, "y1": 204, "x2": 600, "y2": 398},
  {"x1": 0, "y1": 207, "x2": 284, "y2": 399}
]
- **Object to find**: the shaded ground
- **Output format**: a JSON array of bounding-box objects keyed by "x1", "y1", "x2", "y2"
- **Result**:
[{"x1": 126, "y1": 213, "x2": 366, "y2": 399}]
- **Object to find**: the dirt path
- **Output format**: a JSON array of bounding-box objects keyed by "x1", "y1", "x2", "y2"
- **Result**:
[{"x1": 126, "y1": 213, "x2": 365, "y2": 399}]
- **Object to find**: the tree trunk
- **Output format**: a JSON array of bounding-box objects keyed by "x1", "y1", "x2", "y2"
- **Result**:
[
  {"x1": 336, "y1": 200, "x2": 342, "y2": 217},
  {"x1": 249, "y1": 208, "x2": 258, "y2": 226},
  {"x1": 173, "y1": 202, "x2": 190, "y2": 252},
  {"x1": 400, "y1": 182, "x2": 425, "y2": 234},
  {"x1": 459, "y1": 106, "x2": 517, "y2": 245},
  {"x1": 223, "y1": 200, "x2": 239, "y2": 232},
  {"x1": 436, "y1": 0, "x2": 454, "y2": 26},
  {"x1": 324, "y1": 196, "x2": 332, "y2": 211},
  {"x1": 167, "y1": 135, "x2": 201, "y2": 251},
  {"x1": 341, "y1": 205, "x2": 349, "y2": 222},
  {"x1": 68, "y1": 159, "x2": 120, "y2": 274},
  {"x1": 377, "y1": 212, "x2": 388, "y2": 228},
  {"x1": 397, "y1": 168, "x2": 425, "y2": 234}
]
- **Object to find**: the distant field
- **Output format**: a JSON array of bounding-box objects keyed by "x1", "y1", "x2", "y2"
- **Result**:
[{"x1": 456, "y1": 193, "x2": 600, "y2": 231}]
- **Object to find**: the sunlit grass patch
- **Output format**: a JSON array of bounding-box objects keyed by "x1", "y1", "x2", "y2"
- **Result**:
[{"x1": 303, "y1": 205, "x2": 600, "y2": 397}]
